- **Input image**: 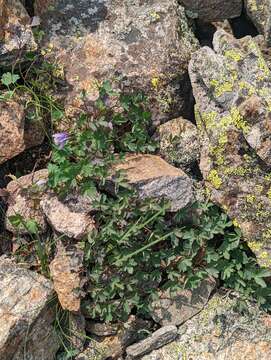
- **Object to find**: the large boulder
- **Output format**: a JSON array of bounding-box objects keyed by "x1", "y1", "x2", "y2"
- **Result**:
[
  {"x1": 0, "y1": 0, "x2": 36, "y2": 66},
  {"x1": 180, "y1": 0, "x2": 242, "y2": 21},
  {"x1": 0, "y1": 256, "x2": 59, "y2": 360},
  {"x1": 245, "y1": 0, "x2": 271, "y2": 45},
  {"x1": 189, "y1": 30, "x2": 271, "y2": 267},
  {"x1": 0, "y1": 98, "x2": 44, "y2": 165},
  {"x1": 111, "y1": 154, "x2": 194, "y2": 212},
  {"x1": 39, "y1": 0, "x2": 198, "y2": 123},
  {"x1": 142, "y1": 292, "x2": 271, "y2": 360}
]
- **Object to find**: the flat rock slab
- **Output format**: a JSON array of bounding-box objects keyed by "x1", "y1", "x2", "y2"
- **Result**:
[
  {"x1": 112, "y1": 154, "x2": 194, "y2": 211},
  {"x1": 142, "y1": 293, "x2": 271, "y2": 360},
  {"x1": 0, "y1": 256, "x2": 59, "y2": 360},
  {"x1": 180, "y1": 0, "x2": 242, "y2": 21},
  {"x1": 126, "y1": 325, "x2": 178, "y2": 359},
  {"x1": 150, "y1": 277, "x2": 216, "y2": 326},
  {"x1": 39, "y1": 0, "x2": 198, "y2": 123}
]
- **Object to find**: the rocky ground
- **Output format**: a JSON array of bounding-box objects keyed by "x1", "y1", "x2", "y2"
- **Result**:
[{"x1": 1, "y1": 0, "x2": 271, "y2": 359}]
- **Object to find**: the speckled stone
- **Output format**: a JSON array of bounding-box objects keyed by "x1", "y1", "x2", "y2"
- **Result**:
[
  {"x1": 39, "y1": 0, "x2": 198, "y2": 124},
  {"x1": 0, "y1": 0, "x2": 36, "y2": 66},
  {"x1": 189, "y1": 29, "x2": 271, "y2": 267},
  {"x1": 180, "y1": 0, "x2": 242, "y2": 21},
  {"x1": 0, "y1": 256, "x2": 59, "y2": 360},
  {"x1": 245, "y1": 0, "x2": 271, "y2": 45},
  {"x1": 142, "y1": 292, "x2": 271, "y2": 360}
]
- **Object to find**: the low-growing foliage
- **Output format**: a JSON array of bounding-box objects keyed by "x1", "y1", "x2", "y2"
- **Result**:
[{"x1": 47, "y1": 82, "x2": 271, "y2": 322}]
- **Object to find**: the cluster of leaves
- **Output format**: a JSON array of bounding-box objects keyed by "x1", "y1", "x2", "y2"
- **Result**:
[
  {"x1": 48, "y1": 81, "x2": 156, "y2": 196},
  {"x1": 47, "y1": 82, "x2": 271, "y2": 322}
]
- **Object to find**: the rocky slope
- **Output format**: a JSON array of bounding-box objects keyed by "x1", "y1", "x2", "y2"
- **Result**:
[{"x1": 1, "y1": 1, "x2": 271, "y2": 359}]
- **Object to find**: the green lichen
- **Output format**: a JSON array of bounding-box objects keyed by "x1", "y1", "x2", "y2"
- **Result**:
[
  {"x1": 207, "y1": 169, "x2": 222, "y2": 189},
  {"x1": 224, "y1": 49, "x2": 242, "y2": 62},
  {"x1": 211, "y1": 80, "x2": 234, "y2": 97}
]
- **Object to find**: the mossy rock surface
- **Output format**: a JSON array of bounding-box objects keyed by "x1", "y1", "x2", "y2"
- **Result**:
[{"x1": 189, "y1": 30, "x2": 271, "y2": 267}]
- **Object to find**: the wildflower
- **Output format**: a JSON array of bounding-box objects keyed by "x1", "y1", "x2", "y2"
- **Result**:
[{"x1": 53, "y1": 132, "x2": 69, "y2": 149}]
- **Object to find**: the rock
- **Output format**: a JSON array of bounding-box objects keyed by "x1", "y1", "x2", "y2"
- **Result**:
[
  {"x1": 0, "y1": 0, "x2": 36, "y2": 66},
  {"x1": 68, "y1": 313, "x2": 86, "y2": 351},
  {"x1": 34, "y1": 0, "x2": 54, "y2": 15},
  {"x1": 39, "y1": 0, "x2": 198, "y2": 123},
  {"x1": 5, "y1": 169, "x2": 49, "y2": 234},
  {"x1": 78, "y1": 316, "x2": 152, "y2": 360},
  {"x1": 49, "y1": 242, "x2": 85, "y2": 312},
  {"x1": 111, "y1": 154, "x2": 194, "y2": 211},
  {"x1": 180, "y1": 0, "x2": 242, "y2": 21},
  {"x1": 41, "y1": 192, "x2": 95, "y2": 239},
  {"x1": 85, "y1": 321, "x2": 118, "y2": 337},
  {"x1": 0, "y1": 98, "x2": 44, "y2": 165},
  {"x1": 126, "y1": 325, "x2": 178, "y2": 359},
  {"x1": 245, "y1": 0, "x2": 271, "y2": 45},
  {"x1": 142, "y1": 292, "x2": 271, "y2": 360},
  {"x1": 150, "y1": 277, "x2": 216, "y2": 326},
  {"x1": 189, "y1": 29, "x2": 271, "y2": 267},
  {"x1": 154, "y1": 117, "x2": 200, "y2": 172},
  {"x1": 0, "y1": 256, "x2": 59, "y2": 360},
  {"x1": 0, "y1": 100, "x2": 24, "y2": 164}
]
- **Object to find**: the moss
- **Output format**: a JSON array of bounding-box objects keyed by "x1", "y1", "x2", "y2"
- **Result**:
[
  {"x1": 267, "y1": 187, "x2": 271, "y2": 201},
  {"x1": 207, "y1": 169, "x2": 222, "y2": 189}
]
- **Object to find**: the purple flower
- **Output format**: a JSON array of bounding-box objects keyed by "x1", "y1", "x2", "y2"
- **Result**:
[{"x1": 53, "y1": 132, "x2": 69, "y2": 149}]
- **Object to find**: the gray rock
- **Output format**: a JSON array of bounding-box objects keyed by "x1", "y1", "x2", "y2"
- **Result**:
[
  {"x1": 150, "y1": 277, "x2": 216, "y2": 326},
  {"x1": 77, "y1": 316, "x2": 152, "y2": 360},
  {"x1": 142, "y1": 292, "x2": 271, "y2": 360},
  {"x1": 39, "y1": 0, "x2": 198, "y2": 124},
  {"x1": 0, "y1": 256, "x2": 59, "y2": 360},
  {"x1": 126, "y1": 325, "x2": 178, "y2": 359},
  {"x1": 189, "y1": 29, "x2": 271, "y2": 267},
  {"x1": 111, "y1": 154, "x2": 194, "y2": 212},
  {"x1": 68, "y1": 313, "x2": 86, "y2": 352},
  {"x1": 85, "y1": 321, "x2": 118, "y2": 337},
  {"x1": 0, "y1": 0, "x2": 36, "y2": 66},
  {"x1": 154, "y1": 117, "x2": 200, "y2": 172},
  {"x1": 180, "y1": 0, "x2": 242, "y2": 21},
  {"x1": 245, "y1": 0, "x2": 271, "y2": 45}
]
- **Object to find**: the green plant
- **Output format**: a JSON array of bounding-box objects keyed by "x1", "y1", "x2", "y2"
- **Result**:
[
  {"x1": 8, "y1": 214, "x2": 51, "y2": 276},
  {"x1": 47, "y1": 81, "x2": 271, "y2": 322},
  {"x1": 0, "y1": 51, "x2": 64, "y2": 135}
]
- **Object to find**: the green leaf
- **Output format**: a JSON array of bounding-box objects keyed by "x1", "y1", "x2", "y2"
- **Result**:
[{"x1": 1, "y1": 72, "x2": 20, "y2": 86}]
